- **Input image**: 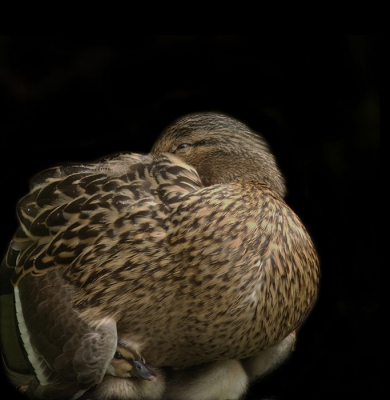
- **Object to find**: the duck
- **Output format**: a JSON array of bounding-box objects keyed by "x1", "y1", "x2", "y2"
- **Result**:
[
  {"x1": 77, "y1": 373, "x2": 166, "y2": 400},
  {"x1": 164, "y1": 359, "x2": 249, "y2": 400},
  {"x1": 0, "y1": 112, "x2": 320, "y2": 399},
  {"x1": 107, "y1": 340, "x2": 157, "y2": 381},
  {"x1": 159, "y1": 330, "x2": 296, "y2": 400},
  {"x1": 240, "y1": 330, "x2": 297, "y2": 383},
  {"x1": 77, "y1": 340, "x2": 165, "y2": 400}
]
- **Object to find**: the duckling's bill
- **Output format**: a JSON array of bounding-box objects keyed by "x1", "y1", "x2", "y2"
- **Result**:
[{"x1": 131, "y1": 360, "x2": 157, "y2": 381}]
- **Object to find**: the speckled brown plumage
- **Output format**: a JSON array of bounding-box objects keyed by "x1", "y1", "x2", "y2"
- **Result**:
[{"x1": 1, "y1": 112, "x2": 320, "y2": 399}]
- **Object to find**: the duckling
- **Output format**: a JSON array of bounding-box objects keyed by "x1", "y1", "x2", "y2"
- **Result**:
[
  {"x1": 79, "y1": 341, "x2": 165, "y2": 400},
  {"x1": 79, "y1": 372, "x2": 166, "y2": 400},
  {"x1": 241, "y1": 330, "x2": 297, "y2": 383},
  {"x1": 0, "y1": 112, "x2": 319, "y2": 399},
  {"x1": 107, "y1": 341, "x2": 157, "y2": 381},
  {"x1": 165, "y1": 359, "x2": 248, "y2": 400},
  {"x1": 163, "y1": 334, "x2": 296, "y2": 400}
]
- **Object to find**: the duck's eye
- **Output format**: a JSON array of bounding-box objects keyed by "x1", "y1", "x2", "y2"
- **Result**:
[
  {"x1": 176, "y1": 143, "x2": 190, "y2": 151},
  {"x1": 114, "y1": 351, "x2": 123, "y2": 360}
]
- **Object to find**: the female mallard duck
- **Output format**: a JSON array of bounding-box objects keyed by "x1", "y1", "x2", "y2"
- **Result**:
[{"x1": 0, "y1": 112, "x2": 319, "y2": 399}]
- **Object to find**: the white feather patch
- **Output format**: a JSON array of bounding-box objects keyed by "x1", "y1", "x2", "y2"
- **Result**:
[{"x1": 14, "y1": 286, "x2": 51, "y2": 386}]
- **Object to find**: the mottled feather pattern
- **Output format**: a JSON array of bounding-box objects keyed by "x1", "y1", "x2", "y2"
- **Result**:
[
  {"x1": 5, "y1": 148, "x2": 319, "y2": 369},
  {"x1": 5, "y1": 153, "x2": 202, "y2": 287},
  {"x1": 1, "y1": 112, "x2": 320, "y2": 399}
]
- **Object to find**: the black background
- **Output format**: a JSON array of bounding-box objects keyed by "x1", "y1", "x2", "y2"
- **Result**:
[{"x1": 0, "y1": 36, "x2": 380, "y2": 400}]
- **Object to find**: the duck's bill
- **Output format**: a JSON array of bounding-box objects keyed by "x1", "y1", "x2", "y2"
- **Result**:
[{"x1": 131, "y1": 360, "x2": 157, "y2": 381}]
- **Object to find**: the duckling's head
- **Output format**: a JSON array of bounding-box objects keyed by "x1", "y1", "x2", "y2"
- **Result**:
[
  {"x1": 106, "y1": 343, "x2": 157, "y2": 381},
  {"x1": 152, "y1": 112, "x2": 286, "y2": 197}
]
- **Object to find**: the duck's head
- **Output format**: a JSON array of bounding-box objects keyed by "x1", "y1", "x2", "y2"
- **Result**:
[
  {"x1": 151, "y1": 112, "x2": 286, "y2": 197},
  {"x1": 106, "y1": 342, "x2": 157, "y2": 381}
]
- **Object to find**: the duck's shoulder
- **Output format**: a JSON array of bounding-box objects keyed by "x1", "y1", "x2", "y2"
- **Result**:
[{"x1": 25, "y1": 152, "x2": 203, "y2": 207}]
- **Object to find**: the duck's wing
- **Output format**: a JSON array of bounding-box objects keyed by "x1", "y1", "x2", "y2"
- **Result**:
[
  {"x1": 17, "y1": 273, "x2": 117, "y2": 399},
  {"x1": 1, "y1": 266, "x2": 117, "y2": 399},
  {"x1": 1, "y1": 153, "x2": 199, "y2": 398},
  {"x1": 5, "y1": 153, "x2": 202, "y2": 287}
]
